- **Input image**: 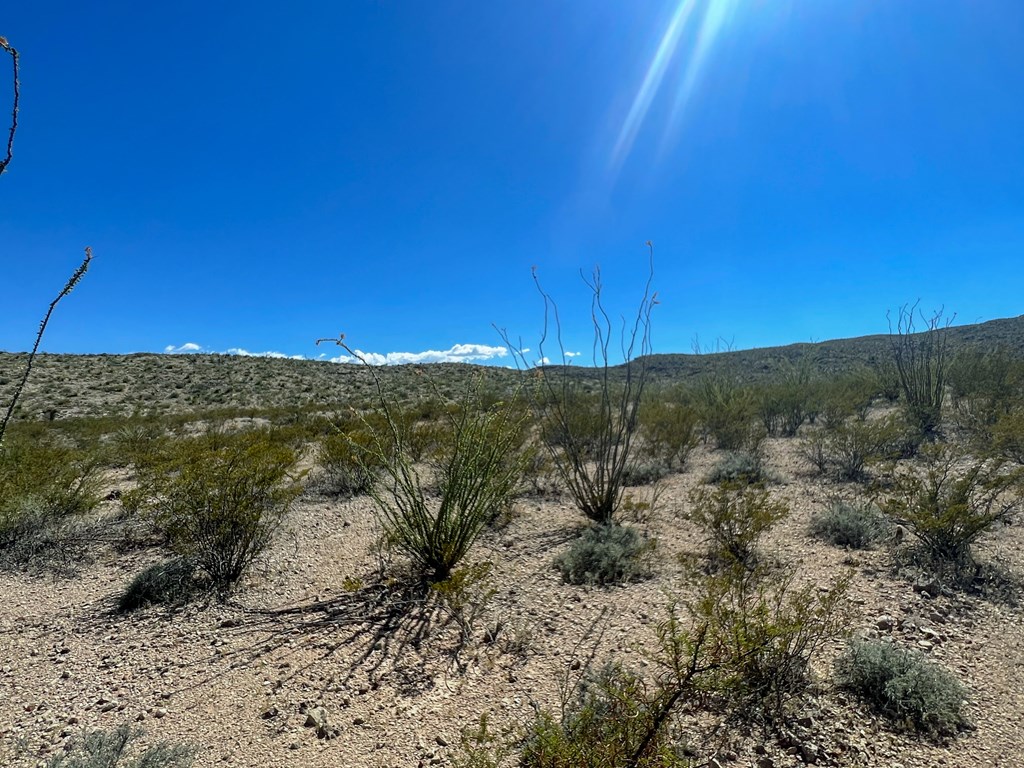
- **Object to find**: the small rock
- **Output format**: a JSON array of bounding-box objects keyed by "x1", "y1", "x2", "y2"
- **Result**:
[
  {"x1": 261, "y1": 706, "x2": 279, "y2": 720},
  {"x1": 153, "y1": 707, "x2": 168, "y2": 719},
  {"x1": 875, "y1": 616, "x2": 895, "y2": 631},
  {"x1": 353, "y1": 716, "x2": 365, "y2": 726},
  {"x1": 800, "y1": 742, "x2": 820, "y2": 764},
  {"x1": 757, "y1": 757, "x2": 775, "y2": 768},
  {"x1": 435, "y1": 734, "x2": 448, "y2": 748},
  {"x1": 913, "y1": 579, "x2": 941, "y2": 598}
]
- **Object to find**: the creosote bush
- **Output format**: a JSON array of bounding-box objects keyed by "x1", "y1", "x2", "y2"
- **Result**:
[
  {"x1": 556, "y1": 523, "x2": 655, "y2": 586},
  {"x1": 638, "y1": 392, "x2": 699, "y2": 471},
  {"x1": 695, "y1": 375, "x2": 758, "y2": 451},
  {"x1": 799, "y1": 416, "x2": 913, "y2": 483},
  {"x1": 134, "y1": 431, "x2": 300, "y2": 593},
  {"x1": 882, "y1": 445, "x2": 1021, "y2": 576},
  {"x1": 460, "y1": 567, "x2": 849, "y2": 767},
  {"x1": 836, "y1": 639, "x2": 968, "y2": 736},
  {"x1": 0, "y1": 434, "x2": 100, "y2": 568},
  {"x1": 810, "y1": 500, "x2": 888, "y2": 550},
  {"x1": 686, "y1": 483, "x2": 788, "y2": 571}
]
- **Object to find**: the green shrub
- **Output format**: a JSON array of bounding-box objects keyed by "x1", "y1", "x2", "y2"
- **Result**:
[
  {"x1": 705, "y1": 451, "x2": 780, "y2": 486},
  {"x1": 836, "y1": 639, "x2": 968, "y2": 736},
  {"x1": 137, "y1": 431, "x2": 300, "y2": 592},
  {"x1": 882, "y1": 446, "x2": 1021, "y2": 574},
  {"x1": 638, "y1": 394, "x2": 699, "y2": 470},
  {"x1": 687, "y1": 484, "x2": 787, "y2": 570},
  {"x1": 117, "y1": 558, "x2": 198, "y2": 612},
  {"x1": 692, "y1": 567, "x2": 851, "y2": 723},
  {"x1": 695, "y1": 375, "x2": 758, "y2": 451},
  {"x1": 0, "y1": 435, "x2": 100, "y2": 568},
  {"x1": 518, "y1": 662, "x2": 689, "y2": 768},
  {"x1": 989, "y1": 408, "x2": 1024, "y2": 464},
  {"x1": 44, "y1": 725, "x2": 195, "y2": 768},
  {"x1": 799, "y1": 416, "x2": 912, "y2": 483},
  {"x1": 810, "y1": 500, "x2": 888, "y2": 549},
  {"x1": 556, "y1": 524, "x2": 655, "y2": 585},
  {"x1": 312, "y1": 427, "x2": 384, "y2": 497},
  {"x1": 947, "y1": 347, "x2": 1024, "y2": 434}
]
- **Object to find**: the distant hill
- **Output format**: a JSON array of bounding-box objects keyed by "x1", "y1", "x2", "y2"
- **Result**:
[{"x1": 2, "y1": 314, "x2": 1023, "y2": 421}]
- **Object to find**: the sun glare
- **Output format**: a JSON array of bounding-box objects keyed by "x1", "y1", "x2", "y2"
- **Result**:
[{"x1": 610, "y1": 0, "x2": 742, "y2": 174}]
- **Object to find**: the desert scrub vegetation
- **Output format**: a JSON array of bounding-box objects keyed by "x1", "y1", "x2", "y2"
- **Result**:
[
  {"x1": 636, "y1": 388, "x2": 699, "y2": 473},
  {"x1": 882, "y1": 445, "x2": 1022, "y2": 579},
  {"x1": 809, "y1": 499, "x2": 888, "y2": 549},
  {"x1": 694, "y1": 374, "x2": 758, "y2": 451},
  {"x1": 556, "y1": 523, "x2": 655, "y2": 586},
  {"x1": 947, "y1": 346, "x2": 1024, "y2": 437},
  {"x1": 754, "y1": 360, "x2": 813, "y2": 437},
  {"x1": 42, "y1": 724, "x2": 195, "y2": 768},
  {"x1": 0, "y1": 432, "x2": 101, "y2": 569},
  {"x1": 460, "y1": 568, "x2": 849, "y2": 766},
  {"x1": 686, "y1": 483, "x2": 787, "y2": 571},
  {"x1": 888, "y1": 302, "x2": 953, "y2": 439},
  {"x1": 129, "y1": 430, "x2": 300, "y2": 593},
  {"x1": 316, "y1": 341, "x2": 529, "y2": 583},
  {"x1": 835, "y1": 639, "x2": 968, "y2": 737},
  {"x1": 798, "y1": 415, "x2": 913, "y2": 483},
  {"x1": 497, "y1": 247, "x2": 656, "y2": 526},
  {"x1": 705, "y1": 450, "x2": 780, "y2": 486},
  {"x1": 117, "y1": 558, "x2": 199, "y2": 612}
]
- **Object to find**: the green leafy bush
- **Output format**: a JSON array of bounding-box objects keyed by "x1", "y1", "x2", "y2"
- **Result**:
[
  {"x1": 519, "y1": 662, "x2": 690, "y2": 768},
  {"x1": 136, "y1": 431, "x2": 300, "y2": 592},
  {"x1": 810, "y1": 500, "x2": 888, "y2": 549},
  {"x1": 799, "y1": 416, "x2": 912, "y2": 483},
  {"x1": 836, "y1": 639, "x2": 968, "y2": 736},
  {"x1": 44, "y1": 725, "x2": 194, "y2": 768},
  {"x1": 882, "y1": 446, "x2": 1021, "y2": 574},
  {"x1": 695, "y1": 375, "x2": 758, "y2": 451},
  {"x1": 638, "y1": 393, "x2": 699, "y2": 470},
  {"x1": 556, "y1": 524, "x2": 655, "y2": 586},
  {"x1": 691, "y1": 567, "x2": 851, "y2": 723},
  {"x1": 947, "y1": 347, "x2": 1024, "y2": 435},
  {"x1": 687, "y1": 484, "x2": 787, "y2": 570},
  {"x1": 0, "y1": 435, "x2": 100, "y2": 568},
  {"x1": 312, "y1": 427, "x2": 385, "y2": 497}
]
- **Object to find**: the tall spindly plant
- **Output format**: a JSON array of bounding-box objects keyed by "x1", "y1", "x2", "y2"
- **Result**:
[
  {"x1": 0, "y1": 37, "x2": 92, "y2": 448},
  {"x1": 497, "y1": 243, "x2": 657, "y2": 526}
]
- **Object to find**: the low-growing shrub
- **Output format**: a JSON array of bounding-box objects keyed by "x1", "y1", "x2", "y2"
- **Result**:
[
  {"x1": 835, "y1": 639, "x2": 968, "y2": 736},
  {"x1": 518, "y1": 662, "x2": 689, "y2": 768},
  {"x1": 705, "y1": 451, "x2": 780, "y2": 486},
  {"x1": 117, "y1": 558, "x2": 199, "y2": 612},
  {"x1": 312, "y1": 428, "x2": 384, "y2": 497},
  {"x1": 810, "y1": 500, "x2": 888, "y2": 549},
  {"x1": 44, "y1": 725, "x2": 195, "y2": 768},
  {"x1": 556, "y1": 523, "x2": 655, "y2": 585},
  {"x1": 799, "y1": 416, "x2": 913, "y2": 483},
  {"x1": 0, "y1": 435, "x2": 101, "y2": 569},
  {"x1": 137, "y1": 432, "x2": 300, "y2": 593},
  {"x1": 687, "y1": 484, "x2": 787, "y2": 570}
]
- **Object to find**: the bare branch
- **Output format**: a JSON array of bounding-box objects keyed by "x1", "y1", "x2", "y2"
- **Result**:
[{"x1": 0, "y1": 36, "x2": 19, "y2": 177}]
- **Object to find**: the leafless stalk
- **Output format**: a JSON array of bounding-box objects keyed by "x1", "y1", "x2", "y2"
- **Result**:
[
  {"x1": 0, "y1": 36, "x2": 19, "y2": 177},
  {"x1": 0, "y1": 248, "x2": 93, "y2": 446}
]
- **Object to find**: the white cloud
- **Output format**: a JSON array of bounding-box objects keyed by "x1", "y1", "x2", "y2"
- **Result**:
[
  {"x1": 164, "y1": 342, "x2": 204, "y2": 353},
  {"x1": 328, "y1": 343, "x2": 508, "y2": 366}
]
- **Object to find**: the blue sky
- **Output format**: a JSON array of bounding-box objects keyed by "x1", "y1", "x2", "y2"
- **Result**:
[{"x1": 2, "y1": 1, "x2": 1023, "y2": 365}]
